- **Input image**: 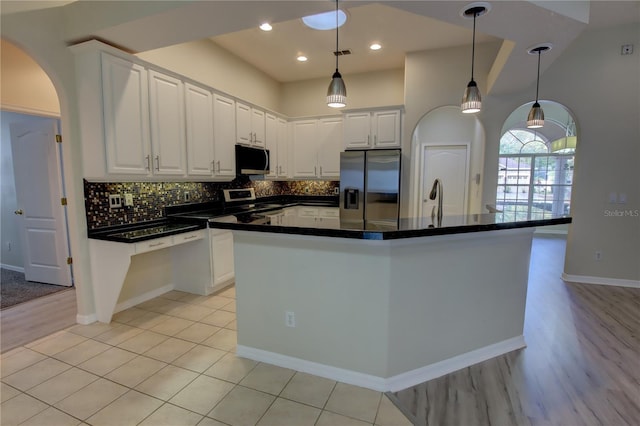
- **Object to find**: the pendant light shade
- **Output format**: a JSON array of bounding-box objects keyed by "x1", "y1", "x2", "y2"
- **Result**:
[
  {"x1": 526, "y1": 44, "x2": 551, "y2": 129},
  {"x1": 327, "y1": 0, "x2": 346, "y2": 108},
  {"x1": 461, "y1": 5, "x2": 487, "y2": 114}
]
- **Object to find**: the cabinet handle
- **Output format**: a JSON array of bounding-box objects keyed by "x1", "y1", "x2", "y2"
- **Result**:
[
  {"x1": 279, "y1": 165, "x2": 282, "y2": 174},
  {"x1": 367, "y1": 135, "x2": 370, "y2": 145},
  {"x1": 320, "y1": 166, "x2": 323, "y2": 176},
  {"x1": 183, "y1": 235, "x2": 199, "y2": 240},
  {"x1": 211, "y1": 161, "x2": 215, "y2": 172},
  {"x1": 145, "y1": 155, "x2": 151, "y2": 170},
  {"x1": 149, "y1": 242, "x2": 165, "y2": 248},
  {"x1": 314, "y1": 166, "x2": 317, "y2": 176},
  {"x1": 155, "y1": 155, "x2": 160, "y2": 171},
  {"x1": 217, "y1": 161, "x2": 221, "y2": 172},
  {"x1": 374, "y1": 135, "x2": 377, "y2": 146}
]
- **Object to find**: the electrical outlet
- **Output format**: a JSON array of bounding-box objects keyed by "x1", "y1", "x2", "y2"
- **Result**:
[
  {"x1": 109, "y1": 194, "x2": 122, "y2": 209},
  {"x1": 184, "y1": 192, "x2": 191, "y2": 202},
  {"x1": 621, "y1": 44, "x2": 633, "y2": 55},
  {"x1": 124, "y1": 193, "x2": 134, "y2": 207},
  {"x1": 285, "y1": 311, "x2": 296, "y2": 327},
  {"x1": 333, "y1": 187, "x2": 339, "y2": 195},
  {"x1": 594, "y1": 250, "x2": 603, "y2": 261}
]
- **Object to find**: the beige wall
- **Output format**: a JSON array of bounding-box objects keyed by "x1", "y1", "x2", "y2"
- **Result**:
[
  {"x1": 0, "y1": 39, "x2": 60, "y2": 116},
  {"x1": 280, "y1": 68, "x2": 405, "y2": 118},
  {"x1": 137, "y1": 39, "x2": 281, "y2": 112}
]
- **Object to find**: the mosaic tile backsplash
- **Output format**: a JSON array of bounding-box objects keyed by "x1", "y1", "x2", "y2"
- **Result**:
[{"x1": 84, "y1": 178, "x2": 339, "y2": 229}]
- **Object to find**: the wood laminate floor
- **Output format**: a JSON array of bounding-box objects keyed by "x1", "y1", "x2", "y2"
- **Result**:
[{"x1": 388, "y1": 235, "x2": 640, "y2": 426}]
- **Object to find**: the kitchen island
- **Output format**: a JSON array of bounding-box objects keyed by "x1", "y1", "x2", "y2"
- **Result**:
[{"x1": 210, "y1": 211, "x2": 571, "y2": 392}]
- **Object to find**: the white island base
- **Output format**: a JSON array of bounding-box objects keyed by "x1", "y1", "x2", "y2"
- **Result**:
[{"x1": 234, "y1": 228, "x2": 534, "y2": 392}]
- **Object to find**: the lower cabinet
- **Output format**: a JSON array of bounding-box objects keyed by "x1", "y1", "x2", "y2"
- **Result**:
[{"x1": 210, "y1": 228, "x2": 235, "y2": 288}]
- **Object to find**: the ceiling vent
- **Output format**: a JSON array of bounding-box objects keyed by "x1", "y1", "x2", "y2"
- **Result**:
[{"x1": 333, "y1": 49, "x2": 352, "y2": 56}]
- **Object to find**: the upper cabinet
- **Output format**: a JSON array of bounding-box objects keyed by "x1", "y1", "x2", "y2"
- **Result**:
[
  {"x1": 266, "y1": 114, "x2": 289, "y2": 179},
  {"x1": 213, "y1": 94, "x2": 237, "y2": 177},
  {"x1": 101, "y1": 53, "x2": 152, "y2": 175},
  {"x1": 148, "y1": 70, "x2": 187, "y2": 175},
  {"x1": 291, "y1": 117, "x2": 342, "y2": 179},
  {"x1": 344, "y1": 108, "x2": 402, "y2": 149},
  {"x1": 236, "y1": 101, "x2": 265, "y2": 147},
  {"x1": 185, "y1": 82, "x2": 215, "y2": 176}
]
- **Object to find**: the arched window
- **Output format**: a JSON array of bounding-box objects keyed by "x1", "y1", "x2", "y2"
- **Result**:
[{"x1": 496, "y1": 101, "x2": 576, "y2": 220}]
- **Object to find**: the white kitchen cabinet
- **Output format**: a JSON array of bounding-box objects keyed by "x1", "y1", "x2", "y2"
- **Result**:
[
  {"x1": 185, "y1": 82, "x2": 215, "y2": 176},
  {"x1": 148, "y1": 70, "x2": 187, "y2": 176},
  {"x1": 317, "y1": 117, "x2": 342, "y2": 178},
  {"x1": 266, "y1": 114, "x2": 289, "y2": 179},
  {"x1": 344, "y1": 108, "x2": 401, "y2": 149},
  {"x1": 276, "y1": 118, "x2": 289, "y2": 178},
  {"x1": 292, "y1": 120, "x2": 319, "y2": 178},
  {"x1": 236, "y1": 101, "x2": 265, "y2": 147},
  {"x1": 210, "y1": 228, "x2": 235, "y2": 287},
  {"x1": 213, "y1": 94, "x2": 237, "y2": 177},
  {"x1": 292, "y1": 117, "x2": 342, "y2": 179},
  {"x1": 101, "y1": 52, "x2": 152, "y2": 175}
]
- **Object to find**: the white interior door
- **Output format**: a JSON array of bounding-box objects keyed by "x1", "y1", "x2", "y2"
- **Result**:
[
  {"x1": 421, "y1": 144, "x2": 470, "y2": 219},
  {"x1": 10, "y1": 119, "x2": 72, "y2": 286}
]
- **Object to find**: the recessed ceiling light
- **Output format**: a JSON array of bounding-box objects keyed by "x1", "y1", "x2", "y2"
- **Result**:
[
  {"x1": 259, "y1": 23, "x2": 272, "y2": 31},
  {"x1": 370, "y1": 43, "x2": 382, "y2": 51},
  {"x1": 297, "y1": 55, "x2": 308, "y2": 62},
  {"x1": 302, "y1": 10, "x2": 347, "y2": 30}
]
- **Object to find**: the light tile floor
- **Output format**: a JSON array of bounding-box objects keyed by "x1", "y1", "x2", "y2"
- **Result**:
[{"x1": 1, "y1": 286, "x2": 411, "y2": 426}]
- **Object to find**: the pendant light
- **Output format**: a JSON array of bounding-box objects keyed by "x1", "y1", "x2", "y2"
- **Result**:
[
  {"x1": 327, "y1": 0, "x2": 346, "y2": 108},
  {"x1": 527, "y1": 44, "x2": 551, "y2": 128},
  {"x1": 461, "y1": 4, "x2": 488, "y2": 114}
]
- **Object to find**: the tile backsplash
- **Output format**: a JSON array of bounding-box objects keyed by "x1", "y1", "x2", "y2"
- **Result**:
[{"x1": 84, "y1": 178, "x2": 339, "y2": 229}]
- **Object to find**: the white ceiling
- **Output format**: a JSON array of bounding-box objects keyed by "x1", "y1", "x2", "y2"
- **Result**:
[
  {"x1": 211, "y1": 3, "x2": 500, "y2": 83},
  {"x1": 2, "y1": 1, "x2": 638, "y2": 96}
]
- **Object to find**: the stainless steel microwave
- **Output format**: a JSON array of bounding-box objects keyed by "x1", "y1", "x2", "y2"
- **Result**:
[{"x1": 235, "y1": 145, "x2": 270, "y2": 175}]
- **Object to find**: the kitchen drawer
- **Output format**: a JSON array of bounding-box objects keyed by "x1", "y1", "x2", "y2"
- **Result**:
[
  {"x1": 135, "y1": 235, "x2": 173, "y2": 254},
  {"x1": 297, "y1": 207, "x2": 319, "y2": 217},
  {"x1": 319, "y1": 208, "x2": 339, "y2": 218},
  {"x1": 173, "y1": 229, "x2": 205, "y2": 246}
]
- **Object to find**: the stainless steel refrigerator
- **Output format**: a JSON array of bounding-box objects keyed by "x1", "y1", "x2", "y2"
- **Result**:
[{"x1": 340, "y1": 149, "x2": 401, "y2": 230}]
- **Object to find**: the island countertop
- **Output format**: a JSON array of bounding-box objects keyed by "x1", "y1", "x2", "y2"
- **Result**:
[{"x1": 208, "y1": 210, "x2": 571, "y2": 240}]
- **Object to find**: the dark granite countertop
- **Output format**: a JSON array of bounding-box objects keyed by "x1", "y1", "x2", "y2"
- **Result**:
[
  {"x1": 88, "y1": 219, "x2": 206, "y2": 243},
  {"x1": 208, "y1": 210, "x2": 572, "y2": 241}
]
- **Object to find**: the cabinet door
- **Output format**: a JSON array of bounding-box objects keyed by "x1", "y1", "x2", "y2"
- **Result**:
[
  {"x1": 372, "y1": 110, "x2": 401, "y2": 148},
  {"x1": 101, "y1": 53, "x2": 151, "y2": 175},
  {"x1": 265, "y1": 113, "x2": 278, "y2": 178},
  {"x1": 148, "y1": 70, "x2": 186, "y2": 176},
  {"x1": 292, "y1": 120, "x2": 318, "y2": 178},
  {"x1": 185, "y1": 83, "x2": 214, "y2": 176},
  {"x1": 251, "y1": 108, "x2": 266, "y2": 147},
  {"x1": 317, "y1": 117, "x2": 342, "y2": 178},
  {"x1": 235, "y1": 101, "x2": 252, "y2": 145},
  {"x1": 276, "y1": 118, "x2": 288, "y2": 178},
  {"x1": 211, "y1": 230, "x2": 234, "y2": 286},
  {"x1": 343, "y1": 112, "x2": 371, "y2": 149},
  {"x1": 213, "y1": 94, "x2": 236, "y2": 177}
]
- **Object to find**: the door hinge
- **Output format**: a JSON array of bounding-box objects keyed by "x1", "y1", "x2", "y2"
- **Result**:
[
  {"x1": 67, "y1": 257, "x2": 73, "y2": 265},
  {"x1": 56, "y1": 134, "x2": 62, "y2": 143},
  {"x1": 61, "y1": 197, "x2": 68, "y2": 206}
]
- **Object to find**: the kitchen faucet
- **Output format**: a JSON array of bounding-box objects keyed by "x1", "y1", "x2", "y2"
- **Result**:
[{"x1": 429, "y1": 178, "x2": 443, "y2": 226}]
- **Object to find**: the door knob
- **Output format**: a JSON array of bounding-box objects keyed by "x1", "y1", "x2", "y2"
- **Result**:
[{"x1": 14, "y1": 209, "x2": 23, "y2": 215}]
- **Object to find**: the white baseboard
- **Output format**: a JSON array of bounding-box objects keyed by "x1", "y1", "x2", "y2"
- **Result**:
[
  {"x1": 76, "y1": 313, "x2": 96, "y2": 325},
  {"x1": 237, "y1": 335, "x2": 526, "y2": 392},
  {"x1": 562, "y1": 273, "x2": 640, "y2": 288},
  {"x1": 1, "y1": 264, "x2": 25, "y2": 273},
  {"x1": 113, "y1": 284, "x2": 175, "y2": 314}
]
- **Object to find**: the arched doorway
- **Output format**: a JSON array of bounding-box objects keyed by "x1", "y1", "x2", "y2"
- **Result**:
[
  {"x1": 409, "y1": 105, "x2": 486, "y2": 219},
  {"x1": 495, "y1": 100, "x2": 577, "y2": 222}
]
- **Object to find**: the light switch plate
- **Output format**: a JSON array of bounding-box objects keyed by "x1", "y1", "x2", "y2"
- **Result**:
[{"x1": 124, "y1": 193, "x2": 134, "y2": 206}]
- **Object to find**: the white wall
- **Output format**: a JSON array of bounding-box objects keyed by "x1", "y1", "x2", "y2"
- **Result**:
[
  {"x1": 402, "y1": 42, "x2": 501, "y2": 217},
  {"x1": 0, "y1": 39, "x2": 60, "y2": 117},
  {"x1": 137, "y1": 39, "x2": 282, "y2": 113},
  {"x1": 280, "y1": 68, "x2": 405, "y2": 118},
  {"x1": 480, "y1": 23, "x2": 640, "y2": 282}
]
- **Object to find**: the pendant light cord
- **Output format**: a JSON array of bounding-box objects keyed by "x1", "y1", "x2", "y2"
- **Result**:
[
  {"x1": 335, "y1": 0, "x2": 339, "y2": 72},
  {"x1": 535, "y1": 50, "x2": 541, "y2": 102},
  {"x1": 470, "y1": 11, "x2": 476, "y2": 81}
]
